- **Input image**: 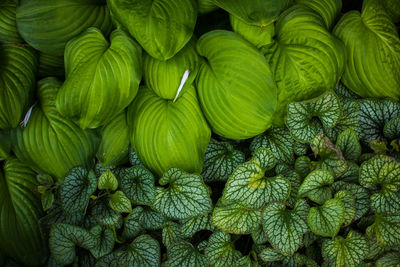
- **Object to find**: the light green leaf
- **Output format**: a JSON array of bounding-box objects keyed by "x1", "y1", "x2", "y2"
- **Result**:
[
  {"x1": 56, "y1": 28, "x2": 142, "y2": 129},
  {"x1": 308, "y1": 198, "x2": 344, "y2": 237},
  {"x1": 202, "y1": 139, "x2": 245, "y2": 182},
  {"x1": 384, "y1": 116, "x2": 400, "y2": 140},
  {"x1": 60, "y1": 168, "x2": 97, "y2": 214},
  {"x1": 212, "y1": 199, "x2": 261, "y2": 234},
  {"x1": 322, "y1": 231, "x2": 368, "y2": 267},
  {"x1": 119, "y1": 166, "x2": 155, "y2": 206},
  {"x1": 376, "y1": 252, "x2": 400, "y2": 267},
  {"x1": 89, "y1": 226, "x2": 115, "y2": 259},
  {"x1": 98, "y1": 170, "x2": 118, "y2": 191},
  {"x1": 92, "y1": 201, "x2": 122, "y2": 227},
  {"x1": 259, "y1": 248, "x2": 286, "y2": 262},
  {"x1": 336, "y1": 128, "x2": 361, "y2": 162},
  {"x1": 122, "y1": 208, "x2": 143, "y2": 240},
  {"x1": 286, "y1": 91, "x2": 341, "y2": 142},
  {"x1": 42, "y1": 190, "x2": 55, "y2": 211},
  {"x1": 205, "y1": 232, "x2": 242, "y2": 267},
  {"x1": 359, "y1": 155, "x2": 400, "y2": 214},
  {"x1": 114, "y1": 234, "x2": 160, "y2": 267},
  {"x1": 196, "y1": 30, "x2": 277, "y2": 139},
  {"x1": 162, "y1": 221, "x2": 183, "y2": 248},
  {"x1": 167, "y1": 242, "x2": 208, "y2": 267},
  {"x1": 16, "y1": 0, "x2": 112, "y2": 55},
  {"x1": 223, "y1": 148, "x2": 290, "y2": 209},
  {"x1": 0, "y1": 159, "x2": 47, "y2": 266},
  {"x1": 262, "y1": 200, "x2": 309, "y2": 256},
  {"x1": 153, "y1": 168, "x2": 212, "y2": 220},
  {"x1": 109, "y1": 191, "x2": 132, "y2": 213},
  {"x1": 0, "y1": 0, "x2": 23, "y2": 44},
  {"x1": 297, "y1": 169, "x2": 334, "y2": 204},
  {"x1": 180, "y1": 213, "x2": 214, "y2": 238},
  {"x1": 198, "y1": 0, "x2": 218, "y2": 14},
  {"x1": 366, "y1": 213, "x2": 400, "y2": 247},
  {"x1": 334, "y1": 190, "x2": 356, "y2": 227},
  {"x1": 296, "y1": 0, "x2": 342, "y2": 29},
  {"x1": 108, "y1": 0, "x2": 197, "y2": 60}
]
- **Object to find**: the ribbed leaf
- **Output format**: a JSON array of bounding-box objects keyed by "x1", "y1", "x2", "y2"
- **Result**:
[
  {"x1": 382, "y1": 0, "x2": 400, "y2": 22},
  {"x1": 56, "y1": 28, "x2": 142, "y2": 129},
  {"x1": 196, "y1": 30, "x2": 277, "y2": 139},
  {"x1": 38, "y1": 52, "x2": 64, "y2": 78},
  {"x1": 297, "y1": 169, "x2": 334, "y2": 205},
  {"x1": 0, "y1": 159, "x2": 47, "y2": 266},
  {"x1": 128, "y1": 86, "x2": 210, "y2": 177},
  {"x1": 16, "y1": 0, "x2": 112, "y2": 55},
  {"x1": 167, "y1": 242, "x2": 208, "y2": 267},
  {"x1": 376, "y1": 252, "x2": 400, "y2": 267},
  {"x1": 198, "y1": 0, "x2": 218, "y2": 14},
  {"x1": 108, "y1": 0, "x2": 197, "y2": 60},
  {"x1": 333, "y1": 0, "x2": 400, "y2": 100},
  {"x1": 296, "y1": 0, "x2": 342, "y2": 29},
  {"x1": 114, "y1": 235, "x2": 160, "y2": 267},
  {"x1": 119, "y1": 166, "x2": 155, "y2": 206},
  {"x1": 205, "y1": 232, "x2": 242, "y2": 267},
  {"x1": 0, "y1": 130, "x2": 11, "y2": 160},
  {"x1": 308, "y1": 198, "x2": 344, "y2": 237},
  {"x1": 367, "y1": 214, "x2": 400, "y2": 247},
  {"x1": 0, "y1": 0, "x2": 23, "y2": 44},
  {"x1": 13, "y1": 78, "x2": 99, "y2": 181}
]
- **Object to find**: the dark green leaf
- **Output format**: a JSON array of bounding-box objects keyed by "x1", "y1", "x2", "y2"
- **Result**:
[
  {"x1": 376, "y1": 252, "x2": 400, "y2": 267},
  {"x1": 259, "y1": 248, "x2": 285, "y2": 262},
  {"x1": 336, "y1": 128, "x2": 361, "y2": 162},
  {"x1": 92, "y1": 201, "x2": 122, "y2": 227},
  {"x1": 366, "y1": 214, "x2": 400, "y2": 247},
  {"x1": 114, "y1": 235, "x2": 160, "y2": 267},
  {"x1": 89, "y1": 226, "x2": 115, "y2": 259},
  {"x1": 205, "y1": 232, "x2": 242, "y2": 267},
  {"x1": 334, "y1": 190, "x2": 356, "y2": 227},
  {"x1": 119, "y1": 166, "x2": 155, "y2": 206},
  {"x1": 167, "y1": 242, "x2": 208, "y2": 267},
  {"x1": 162, "y1": 221, "x2": 184, "y2": 248},
  {"x1": 180, "y1": 213, "x2": 214, "y2": 238},
  {"x1": 297, "y1": 169, "x2": 334, "y2": 205},
  {"x1": 42, "y1": 190, "x2": 55, "y2": 211}
]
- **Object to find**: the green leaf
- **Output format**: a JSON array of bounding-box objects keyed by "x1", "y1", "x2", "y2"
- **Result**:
[
  {"x1": 205, "y1": 232, "x2": 242, "y2": 267},
  {"x1": 167, "y1": 242, "x2": 208, "y2": 267},
  {"x1": 0, "y1": 159, "x2": 47, "y2": 266},
  {"x1": 16, "y1": 0, "x2": 112, "y2": 55},
  {"x1": 114, "y1": 235, "x2": 160, "y2": 267},
  {"x1": 0, "y1": 0, "x2": 23, "y2": 44},
  {"x1": 251, "y1": 225, "x2": 268, "y2": 245},
  {"x1": 359, "y1": 155, "x2": 400, "y2": 214},
  {"x1": 153, "y1": 168, "x2": 212, "y2": 220},
  {"x1": 60, "y1": 168, "x2": 97, "y2": 215},
  {"x1": 0, "y1": 130, "x2": 11, "y2": 160},
  {"x1": 180, "y1": 213, "x2": 214, "y2": 238},
  {"x1": 92, "y1": 201, "x2": 122, "y2": 227},
  {"x1": 108, "y1": 0, "x2": 197, "y2": 60},
  {"x1": 137, "y1": 207, "x2": 166, "y2": 231},
  {"x1": 128, "y1": 148, "x2": 144, "y2": 167},
  {"x1": 296, "y1": 0, "x2": 342, "y2": 29},
  {"x1": 384, "y1": 116, "x2": 400, "y2": 140},
  {"x1": 42, "y1": 190, "x2": 55, "y2": 211},
  {"x1": 322, "y1": 231, "x2": 369, "y2": 267},
  {"x1": 162, "y1": 221, "x2": 183, "y2": 248},
  {"x1": 334, "y1": 190, "x2": 356, "y2": 227},
  {"x1": 122, "y1": 208, "x2": 143, "y2": 240},
  {"x1": 337, "y1": 161, "x2": 359, "y2": 183},
  {"x1": 38, "y1": 52, "x2": 64, "y2": 78},
  {"x1": 286, "y1": 91, "x2": 341, "y2": 142},
  {"x1": 89, "y1": 226, "x2": 115, "y2": 259},
  {"x1": 376, "y1": 252, "x2": 400, "y2": 267},
  {"x1": 98, "y1": 170, "x2": 118, "y2": 191},
  {"x1": 308, "y1": 198, "x2": 344, "y2": 237},
  {"x1": 259, "y1": 248, "x2": 286, "y2": 262},
  {"x1": 336, "y1": 128, "x2": 361, "y2": 162},
  {"x1": 251, "y1": 127, "x2": 295, "y2": 165},
  {"x1": 223, "y1": 148, "x2": 290, "y2": 209},
  {"x1": 56, "y1": 28, "x2": 142, "y2": 129},
  {"x1": 119, "y1": 166, "x2": 155, "y2": 206},
  {"x1": 202, "y1": 139, "x2": 245, "y2": 182},
  {"x1": 279, "y1": 168, "x2": 302, "y2": 207},
  {"x1": 212, "y1": 199, "x2": 261, "y2": 234},
  {"x1": 294, "y1": 253, "x2": 319, "y2": 267},
  {"x1": 196, "y1": 30, "x2": 277, "y2": 139},
  {"x1": 297, "y1": 169, "x2": 334, "y2": 205},
  {"x1": 49, "y1": 223, "x2": 96, "y2": 265},
  {"x1": 367, "y1": 213, "x2": 400, "y2": 247},
  {"x1": 295, "y1": 156, "x2": 311, "y2": 179},
  {"x1": 109, "y1": 191, "x2": 132, "y2": 213},
  {"x1": 262, "y1": 200, "x2": 309, "y2": 256}
]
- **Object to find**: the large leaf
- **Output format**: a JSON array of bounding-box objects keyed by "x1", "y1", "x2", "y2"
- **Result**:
[
  {"x1": 297, "y1": 169, "x2": 334, "y2": 205},
  {"x1": 128, "y1": 86, "x2": 210, "y2": 177},
  {"x1": 56, "y1": 28, "x2": 142, "y2": 129},
  {"x1": 0, "y1": 130, "x2": 11, "y2": 160},
  {"x1": 13, "y1": 78, "x2": 99, "y2": 182},
  {"x1": 382, "y1": 0, "x2": 400, "y2": 22},
  {"x1": 196, "y1": 30, "x2": 277, "y2": 139},
  {"x1": 308, "y1": 198, "x2": 344, "y2": 237},
  {"x1": 108, "y1": 0, "x2": 197, "y2": 60},
  {"x1": 16, "y1": 0, "x2": 112, "y2": 55},
  {"x1": 0, "y1": 0, "x2": 23, "y2": 44},
  {"x1": 0, "y1": 44, "x2": 38, "y2": 130},
  {"x1": 296, "y1": 0, "x2": 342, "y2": 29},
  {"x1": 0, "y1": 159, "x2": 47, "y2": 266},
  {"x1": 38, "y1": 52, "x2": 64, "y2": 78},
  {"x1": 333, "y1": 0, "x2": 400, "y2": 100},
  {"x1": 119, "y1": 166, "x2": 155, "y2": 206}
]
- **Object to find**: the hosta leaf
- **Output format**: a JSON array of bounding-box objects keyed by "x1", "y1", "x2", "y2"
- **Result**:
[
  {"x1": 376, "y1": 252, "x2": 400, "y2": 267},
  {"x1": 97, "y1": 112, "x2": 130, "y2": 167},
  {"x1": 196, "y1": 30, "x2": 277, "y2": 139},
  {"x1": 205, "y1": 232, "x2": 242, "y2": 267},
  {"x1": 202, "y1": 139, "x2": 245, "y2": 182},
  {"x1": 108, "y1": 0, "x2": 197, "y2": 60},
  {"x1": 308, "y1": 198, "x2": 344, "y2": 237},
  {"x1": 13, "y1": 78, "x2": 99, "y2": 181},
  {"x1": 56, "y1": 28, "x2": 142, "y2": 129},
  {"x1": 359, "y1": 155, "x2": 400, "y2": 214},
  {"x1": 262, "y1": 200, "x2": 309, "y2": 256},
  {"x1": 38, "y1": 52, "x2": 64, "y2": 78},
  {"x1": 162, "y1": 221, "x2": 183, "y2": 248},
  {"x1": 180, "y1": 213, "x2": 214, "y2": 238},
  {"x1": 60, "y1": 168, "x2": 97, "y2": 215},
  {"x1": 92, "y1": 201, "x2": 122, "y2": 227},
  {"x1": 0, "y1": 0, "x2": 23, "y2": 44},
  {"x1": 296, "y1": 0, "x2": 342, "y2": 29},
  {"x1": 259, "y1": 248, "x2": 286, "y2": 262},
  {"x1": 98, "y1": 170, "x2": 118, "y2": 191},
  {"x1": 0, "y1": 159, "x2": 47, "y2": 266},
  {"x1": 122, "y1": 209, "x2": 142, "y2": 240},
  {"x1": 223, "y1": 148, "x2": 290, "y2": 209},
  {"x1": 49, "y1": 223, "x2": 96, "y2": 265},
  {"x1": 297, "y1": 169, "x2": 334, "y2": 205},
  {"x1": 119, "y1": 166, "x2": 155, "y2": 206},
  {"x1": 153, "y1": 168, "x2": 212, "y2": 220},
  {"x1": 0, "y1": 44, "x2": 37, "y2": 129},
  {"x1": 250, "y1": 127, "x2": 295, "y2": 165},
  {"x1": 384, "y1": 116, "x2": 400, "y2": 140},
  {"x1": 198, "y1": 0, "x2": 218, "y2": 14},
  {"x1": 334, "y1": 190, "x2": 356, "y2": 227},
  {"x1": 0, "y1": 130, "x2": 11, "y2": 160},
  {"x1": 16, "y1": 0, "x2": 112, "y2": 55},
  {"x1": 336, "y1": 129, "x2": 361, "y2": 162},
  {"x1": 212, "y1": 199, "x2": 261, "y2": 234},
  {"x1": 89, "y1": 226, "x2": 115, "y2": 259},
  {"x1": 322, "y1": 231, "x2": 368, "y2": 267},
  {"x1": 286, "y1": 91, "x2": 341, "y2": 142},
  {"x1": 366, "y1": 213, "x2": 400, "y2": 247},
  {"x1": 167, "y1": 242, "x2": 208, "y2": 267},
  {"x1": 109, "y1": 191, "x2": 132, "y2": 213},
  {"x1": 114, "y1": 235, "x2": 160, "y2": 267}
]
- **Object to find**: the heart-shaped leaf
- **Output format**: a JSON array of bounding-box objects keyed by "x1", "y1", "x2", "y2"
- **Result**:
[
  {"x1": 109, "y1": 191, "x2": 132, "y2": 213},
  {"x1": 298, "y1": 169, "x2": 334, "y2": 204},
  {"x1": 367, "y1": 213, "x2": 400, "y2": 247},
  {"x1": 89, "y1": 226, "x2": 115, "y2": 259},
  {"x1": 336, "y1": 128, "x2": 362, "y2": 162},
  {"x1": 119, "y1": 166, "x2": 155, "y2": 206},
  {"x1": 162, "y1": 221, "x2": 183, "y2": 248},
  {"x1": 308, "y1": 198, "x2": 344, "y2": 237},
  {"x1": 167, "y1": 242, "x2": 208, "y2": 267},
  {"x1": 98, "y1": 170, "x2": 118, "y2": 191},
  {"x1": 334, "y1": 190, "x2": 356, "y2": 227},
  {"x1": 205, "y1": 232, "x2": 242, "y2": 267},
  {"x1": 180, "y1": 213, "x2": 214, "y2": 238}
]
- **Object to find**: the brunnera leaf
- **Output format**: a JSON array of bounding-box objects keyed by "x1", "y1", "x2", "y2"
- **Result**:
[
  {"x1": 119, "y1": 166, "x2": 155, "y2": 206},
  {"x1": 297, "y1": 169, "x2": 334, "y2": 205},
  {"x1": 166, "y1": 242, "x2": 209, "y2": 267},
  {"x1": 98, "y1": 170, "x2": 118, "y2": 191},
  {"x1": 109, "y1": 190, "x2": 132, "y2": 213},
  {"x1": 205, "y1": 231, "x2": 242, "y2": 267}
]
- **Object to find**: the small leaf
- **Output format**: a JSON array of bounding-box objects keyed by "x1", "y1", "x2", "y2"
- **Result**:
[
  {"x1": 322, "y1": 231, "x2": 369, "y2": 267},
  {"x1": 259, "y1": 248, "x2": 286, "y2": 262},
  {"x1": 180, "y1": 213, "x2": 214, "y2": 238},
  {"x1": 89, "y1": 226, "x2": 115, "y2": 259},
  {"x1": 384, "y1": 116, "x2": 400, "y2": 140},
  {"x1": 308, "y1": 198, "x2": 344, "y2": 237},
  {"x1": 205, "y1": 232, "x2": 242, "y2": 267},
  {"x1": 114, "y1": 235, "x2": 160, "y2": 267},
  {"x1": 212, "y1": 199, "x2": 261, "y2": 235},
  {"x1": 334, "y1": 190, "x2": 356, "y2": 227},
  {"x1": 42, "y1": 190, "x2": 55, "y2": 211},
  {"x1": 60, "y1": 168, "x2": 97, "y2": 214},
  {"x1": 98, "y1": 170, "x2": 118, "y2": 191},
  {"x1": 201, "y1": 139, "x2": 245, "y2": 182},
  {"x1": 262, "y1": 200, "x2": 309, "y2": 256},
  {"x1": 129, "y1": 147, "x2": 144, "y2": 166},
  {"x1": 297, "y1": 169, "x2": 334, "y2": 205},
  {"x1": 109, "y1": 191, "x2": 132, "y2": 213},
  {"x1": 376, "y1": 252, "x2": 400, "y2": 267},
  {"x1": 162, "y1": 221, "x2": 184, "y2": 248},
  {"x1": 91, "y1": 201, "x2": 122, "y2": 227},
  {"x1": 153, "y1": 168, "x2": 212, "y2": 220},
  {"x1": 366, "y1": 214, "x2": 400, "y2": 247},
  {"x1": 336, "y1": 128, "x2": 361, "y2": 162},
  {"x1": 36, "y1": 173, "x2": 54, "y2": 186},
  {"x1": 167, "y1": 242, "x2": 208, "y2": 267},
  {"x1": 294, "y1": 253, "x2": 319, "y2": 267},
  {"x1": 119, "y1": 166, "x2": 155, "y2": 205}
]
